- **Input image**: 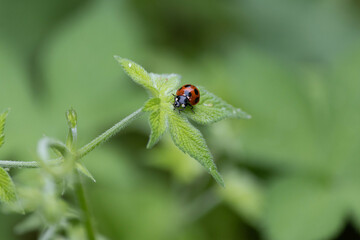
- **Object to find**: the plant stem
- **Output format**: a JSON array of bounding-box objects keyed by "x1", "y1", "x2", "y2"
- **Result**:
[
  {"x1": 0, "y1": 108, "x2": 144, "y2": 169},
  {"x1": 77, "y1": 107, "x2": 144, "y2": 158},
  {"x1": 75, "y1": 171, "x2": 96, "y2": 240},
  {"x1": 0, "y1": 158, "x2": 63, "y2": 169},
  {"x1": 0, "y1": 160, "x2": 39, "y2": 168}
]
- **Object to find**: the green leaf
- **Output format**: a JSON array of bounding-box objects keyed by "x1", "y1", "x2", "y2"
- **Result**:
[
  {"x1": 144, "y1": 98, "x2": 169, "y2": 149},
  {"x1": 147, "y1": 109, "x2": 168, "y2": 149},
  {"x1": 0, "y1": 109, "x2": 9, "y2": 148},
  {"x1": 76, "y1": 163, "x2": 96, "y2": 183},
  {"x1": 0, "y1": 167, "x2": 17, "y2": 203},
  {"x1": 149, "y1": 73, "x2": 181, "y2": 95},
  {"x1": 168, "y1": 111, "x2": 224, "y2": 187},
  {"x1": 114, "y1": 56, "x2": 158, "y2": 96},
  {"x1": 143, "y1": 98, "x2": 161, "y2": 112},
  {"x1": 15, "y1": 213, "x2": 43, "y2": 234},
  {"x1": 185, "y1": 88, "x2": 250, "y2": 124}
]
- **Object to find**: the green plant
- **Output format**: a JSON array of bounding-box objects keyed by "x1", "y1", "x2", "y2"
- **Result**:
[{"x1": 0, "y1": 57, "x2": 249, "y2": 239}]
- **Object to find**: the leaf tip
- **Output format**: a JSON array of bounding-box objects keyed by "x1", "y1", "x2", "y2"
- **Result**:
[
  {"x1": 114, "y1": 56, "x2": 131, "y2": 67},
  {"x1": 146, "y1": 142, "x2": 153, "y2": 149},
  {"x1": 1, "y1": 108, "x2": 10, "y2": 116},
  {"x1": 146, "y1": 136, "x2": 160, "y2": 149},
  {"x1": 212, "y1": 171, "x2": 226, "y2": 188},
  {"x1": 113, "y1": 55, "x2": 122, "y2": 61},
  {"x1": 235, "y1": 108, "x2": 251, "y2": 119},
  {"x1": 208, "y1": 165, "x2": 225, "y2": 187}
]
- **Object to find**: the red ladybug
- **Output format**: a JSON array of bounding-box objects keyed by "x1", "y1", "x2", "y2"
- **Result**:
[{"x1": 173, "y1": 84, "x2": 200, "y2": 113}]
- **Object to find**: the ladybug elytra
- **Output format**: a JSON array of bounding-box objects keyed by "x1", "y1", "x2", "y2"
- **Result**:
[{"x1": 173, "y1": 84, "x2": 200, "y2": 113}]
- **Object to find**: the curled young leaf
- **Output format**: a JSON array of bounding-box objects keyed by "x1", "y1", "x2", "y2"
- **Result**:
[
  {"x1": 185, "y1": 87, "x2": 251, "y2": 124},
  {"x1": 114, "y1": 56, "x2": 158, "y2": 96},
  {"x1": 0, "y1": 109, "x2": 9, "y2": 148},
  {"x1": 65, "y1": 108, "x2": 77, "y2": 129},
  {"x1": 168, "y1": 111, "x2": 224, "y2": 187},
  {"x1": 66, "y1": 108, "x2": 78, "y2": 149},
  {"x1": 0, "y1": 167, "x2": 17, "y2": 203}
]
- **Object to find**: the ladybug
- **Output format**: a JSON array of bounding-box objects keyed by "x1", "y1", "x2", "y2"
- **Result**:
[{"x1": 173, "y1": 84, "x2": 200, "y2": 113}]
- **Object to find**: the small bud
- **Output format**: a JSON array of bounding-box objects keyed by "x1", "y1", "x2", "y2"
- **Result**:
[{"x1": 66, "y1": 108, "x2": 77, "y2": 129}]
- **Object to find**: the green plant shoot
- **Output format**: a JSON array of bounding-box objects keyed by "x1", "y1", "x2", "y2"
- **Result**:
[{"x1": 115, "y1": 56, "x2": 250, "y2": 186}]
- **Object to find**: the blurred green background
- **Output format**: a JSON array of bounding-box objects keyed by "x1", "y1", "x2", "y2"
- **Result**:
[{"x1": 1, "y1": 0, "x2": 360, "y2": 239}]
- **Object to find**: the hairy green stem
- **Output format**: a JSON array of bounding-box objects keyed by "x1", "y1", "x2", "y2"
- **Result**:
[
  {"x1": 0, "y1": 160, "x2": 39, "y2": 168},
  {"x1": 75, "y1": 171, "x2": 96, "y2": 240},
  {"x1": 0, "y1": 107, "x2": 144, "y2": 169},
  {"x1": 0, "y1": 158, "x2": 63, "y2": 168},
  {"x1": 77, "y1": 107, "x2": 144, "y2": 158}
]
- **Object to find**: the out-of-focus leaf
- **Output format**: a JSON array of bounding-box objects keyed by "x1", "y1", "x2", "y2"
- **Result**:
[
  {"x1": 41, "y1": 0, "x2": 147, "y2": 142},
  {"x1": 76, "y1": 163, "x2": 96, "y2": 183},
  {"x1": 14, "y1": 213, "x2": 43, "y2": 234},
  {"x1": 0, "y1": 40, "x2": 42, "y2": 160},
  {"x1": 39, "y1": 225, "x2": 57, "y2": 240},
  {"x1": 217, "y1": 169, "x2": 264, "y2": 226},
  {"x1": 89, "y1": 176, "x2": 182, "y2": 240},
  {"x1": 239, "y1": 0, "x2": 360, "y2": 60},
  {"x1": 263, "y1": 177, "x2": 344, "y2": 240},
  {"x1": 0, "y1": 109, "x2": 9, "y2": 148},
  {"x1": 227, "y1": 47, "x2": 324, "y2": 171},
  {"x1": 185, "y1": 87, "x2": 250, "y2": 124},
  {"x1": 0, "y1": 167, "x2": 17, "y2": 204},
  {"x1": 168, "y1": 110, "x2": 224, "y2": 187},
  {"x1": 145, "y1": 135, "x2": 203, "y2": 184},
  {"x1": 329, "y1": 45, "x2": 360, "y2": 233}
]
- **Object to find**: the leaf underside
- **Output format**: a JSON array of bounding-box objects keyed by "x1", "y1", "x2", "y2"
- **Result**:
[{"x1": 0, "y1": 109, "x2": 9, "y2": 148}]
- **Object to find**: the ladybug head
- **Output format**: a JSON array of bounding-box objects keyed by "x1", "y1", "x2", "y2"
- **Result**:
[{"x1": 173, "y1": 95, "x2": 189, "y2": 108}]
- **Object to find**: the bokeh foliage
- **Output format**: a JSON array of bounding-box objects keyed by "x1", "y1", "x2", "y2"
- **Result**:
[{"x1": 1, "y1": 0, "x2": 360, "y2": 239}]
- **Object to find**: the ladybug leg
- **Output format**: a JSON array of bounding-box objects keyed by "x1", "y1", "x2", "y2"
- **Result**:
[
  {"x1": 190, "y1": 105, "x2": 195, "y2": 113},
  {"x1": 178, "y1": 107, "x2": 185, "y2": 114}
]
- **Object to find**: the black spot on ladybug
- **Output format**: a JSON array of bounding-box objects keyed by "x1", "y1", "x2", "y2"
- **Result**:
[
  {"x1": 178, "y1": 87, "x2": 183, "y2": 92},
  {"x1": 194, "y1": 88, "x2": 199, "y2": 95},
  {"x1": 195, "y1": 97, "x2": 199, "y2": 104},
  {"x1": 184, "y1": 84, "x2": 191, "y2": 88},
  {"x1": 188, "y1": 92, "x2": 192, "y2": 97}
]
